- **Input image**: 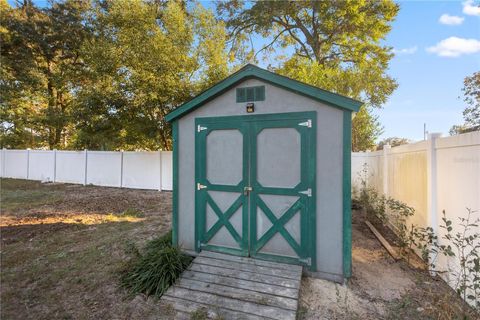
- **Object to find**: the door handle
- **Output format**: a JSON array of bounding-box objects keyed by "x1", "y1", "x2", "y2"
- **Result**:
[{"x1": 243, "y1": 186, "x2": 253, "y2": 195}]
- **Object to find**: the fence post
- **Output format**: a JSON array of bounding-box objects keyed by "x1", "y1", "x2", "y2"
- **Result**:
[
  {"x1": 120, "y1": 150, "x2": 124, "y2": 188},
  {"x1": 382, "y1": 144, "x2": 391, "y2": 197},
  {"x1": 26, "y1": 148, "x2": 30, "y2": 180},
  {"x1": 84, "y1": 149, "x2": 88, "y2": 186},
  {"x1": 53, "y1": 149, "x2": 57, "y2": 183},
  {"x1": 426, "y1": 132, "x2": 442, "y2": 273},
  {"x1": 1, "y1": 148, "x2": 5, "y2": 178},
  {"x1": 158, "y1": 150, "x2": 163, "y2": 192}
]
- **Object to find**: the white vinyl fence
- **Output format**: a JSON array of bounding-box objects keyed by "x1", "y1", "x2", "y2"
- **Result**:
[
  {"x1": 352, "y1": 131, "x2": 480, "y2": 305},
  {"x1": 0, "y1": 149, "x2": 173, "y2": 191}
]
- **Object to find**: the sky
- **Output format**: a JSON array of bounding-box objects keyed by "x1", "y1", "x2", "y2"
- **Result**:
[
  {"x1": 8, "y1": 0, "x2": 480, "y2": 142},
  {"x1": 375, "y1": 0, "x2": 480, "y2": 141},
  {"x1": 245, "y1": 0, "x2": 480, "y2": 141}
]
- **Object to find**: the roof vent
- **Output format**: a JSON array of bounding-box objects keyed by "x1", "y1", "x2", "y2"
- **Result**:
[{"x1": 236, "y1": 86, "x2": 265, "y2": 103}]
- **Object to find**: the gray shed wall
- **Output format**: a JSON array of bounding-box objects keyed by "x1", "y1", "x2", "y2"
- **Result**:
[{"x1": 177, "y1": 78, "x2": 344, "y2": 277}]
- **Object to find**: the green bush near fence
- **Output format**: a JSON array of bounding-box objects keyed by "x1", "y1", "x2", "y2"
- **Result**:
[{"x1": 357, "y1": 162, "x2": 480, "y2": 310}]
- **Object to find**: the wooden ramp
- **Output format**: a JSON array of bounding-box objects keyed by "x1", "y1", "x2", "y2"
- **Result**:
[{"x1": 162, "y1": 251, "x2": 303, "y2": 320}]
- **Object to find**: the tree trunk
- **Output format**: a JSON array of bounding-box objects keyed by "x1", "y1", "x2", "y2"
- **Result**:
[
  {"x1": 53, "y1": 91, "x2": 65, "y2": 148},
  {"x1": 159, "y1": 129, "x2": 171, "y2": 151},
  {"x1": 47, "y1": 75, "x2": 56, "y2": 150}
]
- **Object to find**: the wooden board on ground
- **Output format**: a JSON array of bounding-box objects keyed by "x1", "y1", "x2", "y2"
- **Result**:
[
  {"x1": 161, "y1": 251, "x2": 302, "y2": 319},
  {"x1": 365, "y1": 220, "x2": 400, "y2": 260}
]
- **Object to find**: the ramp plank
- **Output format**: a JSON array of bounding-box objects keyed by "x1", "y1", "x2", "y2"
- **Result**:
[
  {"x1": 161, "y1": 251, "x2": 302, "y2": 319},
  {"x1": 194, "y1": 256, "x2": 301, "y2": 279},
  {"x1": 176, "y1": 277, "x2": 298, "y2": 310},
  {"x1": 181, "y1": 270, "x2": 298, "y2": 298}
]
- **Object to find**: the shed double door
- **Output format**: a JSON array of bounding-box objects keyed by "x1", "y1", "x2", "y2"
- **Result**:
[{"x1": 195, "y1": 112, "x2": 316, "y2": 268}]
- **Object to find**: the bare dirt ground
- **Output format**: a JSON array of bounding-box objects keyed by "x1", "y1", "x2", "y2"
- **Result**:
[
  {"x1": 298, "y1": 210, "x2": 477, "y2": 320},
  {"x1": 1, "y1": 179, "x2": 477, "y2": 319}
]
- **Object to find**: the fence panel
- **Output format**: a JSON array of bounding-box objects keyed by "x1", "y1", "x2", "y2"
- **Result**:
[
  {"x1": 436, "y1": 132, "x2": 480, "y2": 220},
  {"x1": 87, "y1": 151, "x2": 122, "y2": 187},
  {"x1": 436, "y1": 133, "x2": 480, "y2": 289},
  {"x1": 3, "y1": 150, "x2": 28, "y2": 179},
  {"x1": 352, "y1": 131, "x2": 480, "y2": 307},
  {"x1": 161, "y1": 151, "x2": 173, "y2": 191},
  {"x1": 122, "y1": 151, "x2": 161, "y2": 190},
  {"x1": 29, "y1": 150, "x2": 55, "y2": 182},
  {"x1": 55, "y1": 151, "x2": 86, "y2": 184},
  {"x1": 351, "y1": 151, "x2": 383, "y2": 196},
  {"x1": 0, "y1": 149, "x2": 173, "y2": 191},
  {"x1": 388, "y1": 143, "x2": 428, "y2": 229}
]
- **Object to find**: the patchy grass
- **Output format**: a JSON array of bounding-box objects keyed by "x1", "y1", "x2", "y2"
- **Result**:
[
  {"x1": 190, "y1": 308, "x2": 209, "y2": 320},
  {"x1": 118, "y1": 207, "x2": 145, "y2": 218},
  {"x1": 385, "y1": 271, "x2": 478, "y2": 320},
  {"x1": 0, "y1": 178, "x2": 175, "y2": 320},
  {"x1": 0, "y1": 184, "x2": 61, "y2": 211}
]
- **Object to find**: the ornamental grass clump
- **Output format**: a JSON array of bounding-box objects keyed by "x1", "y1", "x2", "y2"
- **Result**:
[{"x1": 121, "y1": 231, "x2": 192, "y2": 298}]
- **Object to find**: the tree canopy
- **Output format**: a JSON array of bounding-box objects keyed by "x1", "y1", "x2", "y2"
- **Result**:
[
  {"x1": 1, "y1": 0, "x2": 229, "y2": 150},
  {"x1": 1, "y1": 0, "x2": 91, "y2": 149},
  {"x1": 218, "y1": 0, "x2": 399, "y2": 150},
  {"x1": 73, "y1": 0, "x2": 229, "y2": 150},
  {"x1": 450, "y1": 71, "x2": 480, "y2": 135},
  {"x1": 376, "y1": 137, "x2": 411, "y2": 150},
  {"x1": 2, "y1": 0, "x2": 401, "y2": 151}
]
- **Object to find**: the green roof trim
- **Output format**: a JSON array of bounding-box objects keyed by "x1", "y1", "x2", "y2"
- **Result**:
[{"x1": 165, "y1": 64, "x2": 363, "y2": 122}]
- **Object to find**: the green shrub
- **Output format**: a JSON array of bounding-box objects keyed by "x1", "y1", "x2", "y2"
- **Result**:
[
  {"x1": 145, "y1": 230, "x2": 172, "y2": 253},
  {"x1": 121, "y1": 231, "x2": 192, "y2": 298},
  {"x1": 357, "y1": 163, "x2": 387, "y2": 223},
  {"x1": 356, "y1": 163, "x2": 480, "y2": 310},
  {"x1": 441, "y1": 209, "x2": 479, "y2": 309}
]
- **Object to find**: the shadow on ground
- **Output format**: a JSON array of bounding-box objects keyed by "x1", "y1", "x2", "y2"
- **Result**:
[{"x1": 0, "y1": 179, "x2": 172, "y2": 320}]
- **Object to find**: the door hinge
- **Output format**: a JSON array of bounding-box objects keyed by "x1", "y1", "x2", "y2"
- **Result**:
[
  {"x1": 197, "y1": 125, "x2": 207, "y2": 132},
  {"x1": 299, "y1": 188, "x2": 312, "y2": 197},
  {"x1": 197, "y1": 183, "x2": 207, "y2": 190},
  {"x1": 299, "y1": 257, "x2": 311, "y2": 266},
  {"x1": 298, "y1": 120, "x2": 312, "y2": 128}
]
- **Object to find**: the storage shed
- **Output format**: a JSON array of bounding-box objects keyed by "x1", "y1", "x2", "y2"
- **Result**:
[{"x1": 165, "y1": 64, "x2": 362, "y2": 281}]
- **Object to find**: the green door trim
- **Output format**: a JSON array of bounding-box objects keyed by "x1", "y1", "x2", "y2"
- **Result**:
[
  {"x1": 195, "y1": 119, "x2": 249, "y2": 257},
  {"x1": 204, "y1": 193, "x2": 244, "y2": 244},
  {"x1": 174, "y1": 110, "x2": 351, "y2": 276},
  {"x1": 342, "y1": 111, "x2": 352, "y2": 278},
  {"x1": 247, "y1": 114, "x2": 316, "y2": 270},
  {"x1": 254, "y1": 196, "x2": 303, "y2": 256},
  {"x1": 172, "y1": 120, "x2": 179, "y2": 246},
  {"x1": 195, "y1": 111, "x2": 315, "y2": 124},
  {"x1": 195, "y1": 111, "x2": 317, "y2": 270}
]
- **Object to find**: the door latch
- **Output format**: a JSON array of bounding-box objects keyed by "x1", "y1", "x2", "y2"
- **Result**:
[
  {"x1": 243, "y1": 186, "x2": 253, "y2": 195},
  {"x1": 197, "y1": 183, "x2": 207, "y2": 190},
  {"x1": 299, "y1": 188, "x2": 312, "y2": 197}
]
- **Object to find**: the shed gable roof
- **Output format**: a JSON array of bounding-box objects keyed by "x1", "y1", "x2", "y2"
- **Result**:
[{"x1": 165, "y1": 64, "x2": 362, "y2": 122}]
